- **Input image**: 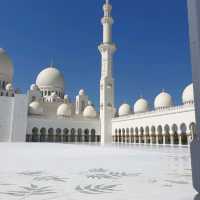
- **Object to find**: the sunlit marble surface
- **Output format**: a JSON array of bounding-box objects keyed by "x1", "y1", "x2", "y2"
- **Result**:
[{"x1": 0, "y1": 143, "x2": 197, "y2": 200}]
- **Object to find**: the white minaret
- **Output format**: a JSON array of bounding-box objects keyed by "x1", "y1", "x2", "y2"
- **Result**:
[
  {"x1": 187, "y1": 0, "x2": 200, "y2": 193},
  {"x1": 98, "y1": 0, "x2": 116, "y2": 144}
]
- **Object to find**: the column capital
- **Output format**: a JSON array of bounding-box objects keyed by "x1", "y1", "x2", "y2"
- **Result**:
[{"x1": 98, "y1": 43, "x2": 116, "y2": 53}]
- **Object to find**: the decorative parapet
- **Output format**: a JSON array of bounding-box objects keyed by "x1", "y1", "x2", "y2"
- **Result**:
[{"x1": 112, "y1": 103, "x2": 195, "y2": 122}]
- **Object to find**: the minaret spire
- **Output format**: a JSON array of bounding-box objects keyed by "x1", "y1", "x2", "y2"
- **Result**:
[
  {"x1": 101, "y1": 0, "x2": 113, "y2": 43},
  {"x1": 99, "y1": 0, "x2": 116, "y2": 144}
]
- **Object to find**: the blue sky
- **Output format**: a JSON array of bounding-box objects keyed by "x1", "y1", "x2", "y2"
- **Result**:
[{"x1": 0, "y1": 0, "x2": 191, "y2": 108}]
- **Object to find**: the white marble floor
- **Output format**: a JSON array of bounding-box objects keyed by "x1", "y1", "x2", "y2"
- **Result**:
[{"x1": 0, "y1": 143, "x2": 197, "y2": 200}]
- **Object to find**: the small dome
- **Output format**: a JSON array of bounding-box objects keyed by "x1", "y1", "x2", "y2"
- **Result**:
[
  {"x1": 57, "y1": 103, "x2": 72, "y2": 117},
  {"x1": 182, "y1": 83, "x2": 194, "y2": 104},
  {"x1": 83, "y1": 102, "x2": 97, "y2": 118},
  {"x1": 36, "y1": 67, "x2": 64, "y2": 90},
  {"x1": 29, "y1": 101, "x2": 43, "y2": 115},
  {"x1": 0, "y1": 48, "x2": 13, "y2": 83},
  {"x1": 64, "y1": 95, "x2": 70, "y2": 103},
  {"x1": 154, "y1": 91, "x2": 173, "y2": 110},
  {"x1": 5, "y1": 83, "x2": 13, "y2": 91},
  {"x1": 30, "y1": 84, "x2": 39, "y2": 91},
  {"x1": 134, "y1": 98, "x2": 149, "y2": 113},
  {"x1": 118, "y1": 103, "x2": 132, "y2": 116},
  {"x1": 79, "y1": 89, "x2": 85, "y2": 96}
]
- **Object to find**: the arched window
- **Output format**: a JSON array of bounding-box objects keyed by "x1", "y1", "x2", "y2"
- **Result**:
[
  {"x1": 48, "y1": 128, "x2": 54, "y2": 142},
  {"x1": 130, "y1": 127, "x2": 134, "y2": 143},
  {"x1": 157, "y1": 125, "x2": 162, "y2": 134},
  {"x1": 180, "y1": 123, "x2": 187, "y2": 145},
  {"x1": 63, "y1": 128, "x2": 69, "y2": 134},
  {"x1": 91, "y1": 129, "x2": 96, "y2": 142},
  {"x1": 55, "y1": 128, "x2": 62, "y2": 142},
  {"x1": 70, "y1": 128, "x2": 76, "y2": 142},
  {"x1": 164, "y1": 124, "x2": 170, "y2": 144},
  {"x1": 84, "y1": 129, "x2": 89, "y2": 142},
  {"x1": 164, "y1": 124, "x2": 170, "y2": 134},
  {"x1": 32, "y1": 127, "x2": 38, "y2": 134},
  {"x1": 135, "y1": 127, "x2": 139, "y2": 143},
  {"x1": 56, "y1": 128, "x2": 61, "y2": 134},
  {"x1": 118, "y1": 129, "x2": 122, "y2": 142},
  {"x1": 157, "y1": 125, "x2": 163, "y2": 144},
  {"x1": 145, "y1": 127, "x2": 150, "y2": 144},
  {"x1": 40, "y1": 128, "x2": 46, "y2": 142},
  {"x1": 32, "y1": 127, "x2": 39, "y2": 142},
  {"x1": 180, "y1": 123, "x2": 187, "y2": 134},
  {"x1": 63, "y1": 128, "x2": 69, "y2": 142},
  {"x1": 122, "y1": 128, "x2": 126, "y2": 143},
  {"x1": 140, "y1": 127, "x2": 144, "y2": 143},
  {"x1": 151, "y1": 126, "x2": 156, "y2": 144},
  {"x1": 126, "y1": 128, "x2": 130, "y2": 143},
  {"x1": 77, "y1": 128, "x2": 82, "y2": 142},
  {"x1": 172, "y1": 124, "x2": 179, "y2": 144}
]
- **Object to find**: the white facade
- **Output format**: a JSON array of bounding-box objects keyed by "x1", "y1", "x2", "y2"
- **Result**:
[{"x1": 0, "y1": 0, "x2": 196, "y2": 146}]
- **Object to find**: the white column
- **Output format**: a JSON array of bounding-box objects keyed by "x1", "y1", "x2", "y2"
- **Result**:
[
  {"x1": 179, "y1": 135, "x2": 182, "y2": 146},
  {"x1": 163, "y1": 135, "x2": 166, "y2": 145},
  {"x1": 170, "y1": 135, "x2": 174, "y2": 146},
  {"x1": 156, "y1": 135, "x2": 159, "y2": 145},
  {"x1": 187, "y1": 134, "x2": 191, "y2": 145},
  {"x1": 150, "y1": 135, "x2": 153, "y2": 145},
  {"x1": 144, "y1": 135, "x2": 147, "y2": 144},
  {"x1": 138, "y1": 136, "x2": 141, "y2": 144},
  {"x1": 133, "y1": 136, "x2": 136, "y2": 144}
]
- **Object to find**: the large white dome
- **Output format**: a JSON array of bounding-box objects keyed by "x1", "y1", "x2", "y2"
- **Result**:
[
  {"x1": 57, "y1": 103, "x2": 72, "y2": 117},
  {"x1": 118, "y1": 103, "x2": 132, "y2": 116},
  {"x1": 29, "y1": 101, "x2": 44, "y2": 115},
  {"x1": 0, "y1": 48, "x2": 13, "y2": 83},
  {"x1": 182, "y1": 83, "x2": 194, "y2": 104},
  {"x1": 134, "y1": 98, "x2": 149, "y2": 113},
  {"x1": 154, "y1": 91, "x2": 173, "y2": 110},
  {"x1": 5, "y1": 83, "x2": 14, "y2": 91},
  {"x1": 36, "y1": 66, "x2": 64, "y2": 90},
  {"x1": 83, "y1": 102, "x2": 97, "y2": 118}
]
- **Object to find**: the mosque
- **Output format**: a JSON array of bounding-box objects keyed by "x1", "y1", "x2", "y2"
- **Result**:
[{"x1": 0, "y1": 0, "x2": 196, "y2": 145}]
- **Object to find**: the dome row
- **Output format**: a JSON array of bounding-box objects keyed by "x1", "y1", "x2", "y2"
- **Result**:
[
  {"x1": 29, "y1": 101, "x2": 97, "y2": 118},
  {"x1": 119, "y1": 83, "x2": 194, "y2": 116}
]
